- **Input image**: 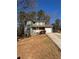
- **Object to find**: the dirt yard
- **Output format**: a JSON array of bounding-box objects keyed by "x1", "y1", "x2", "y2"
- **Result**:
[{"x1": 17, "y1": 34, "x2": 61, "y2": 59}]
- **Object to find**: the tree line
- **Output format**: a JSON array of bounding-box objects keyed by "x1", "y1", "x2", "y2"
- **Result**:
[{"x1": 53, "y1": 19, "x2": 61, "y2": 33}]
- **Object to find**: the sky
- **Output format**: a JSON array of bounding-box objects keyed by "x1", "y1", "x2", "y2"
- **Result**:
[{"x1": 17, "y1": 0, "x2": 61, "y2": 24}]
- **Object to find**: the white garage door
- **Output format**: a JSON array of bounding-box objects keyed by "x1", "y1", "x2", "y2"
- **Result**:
[{"x1": 45, "y1": 28, "x2": 52, "y2": 33}]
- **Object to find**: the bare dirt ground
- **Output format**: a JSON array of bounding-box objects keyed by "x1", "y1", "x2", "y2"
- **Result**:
[{"x1": 17, "y1": 34, "x2": 61, "y2": 59}]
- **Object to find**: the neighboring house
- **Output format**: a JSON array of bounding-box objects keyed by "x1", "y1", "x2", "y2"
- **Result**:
[{"x1": 24, "y1": 20, "x2": 53, "y2": 36}]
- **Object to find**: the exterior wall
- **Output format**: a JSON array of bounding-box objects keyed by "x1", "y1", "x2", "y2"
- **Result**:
[
  {"x1": 24, "y1": 26, "x2": 27, "y2": 35},
  {"x1": 45, "y1": 28, "x2": 52, "y2": 34},
  {"x1": 34, "y1": 22, "x2": 45, "y2": 26},
  {"x1": 31, "y1": 29, "x2": 44, "y2": 35},
  {"x1": 30, "y1": 28, "x2": 38, "y2": 35}
]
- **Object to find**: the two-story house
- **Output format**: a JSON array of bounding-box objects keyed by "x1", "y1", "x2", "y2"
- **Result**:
[{"x1": 24, "y1": 20, "x2": 53, "y2": 36}]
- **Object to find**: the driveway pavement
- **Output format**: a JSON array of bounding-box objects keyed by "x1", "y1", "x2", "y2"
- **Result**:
[{"x1": 47, "y1": 33, "x2": 61, "y2": 49}]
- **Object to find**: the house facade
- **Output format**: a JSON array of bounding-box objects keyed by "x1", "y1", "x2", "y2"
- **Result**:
[{"x1": 24, "y1": 20, "x2": 53, "y2": 36}]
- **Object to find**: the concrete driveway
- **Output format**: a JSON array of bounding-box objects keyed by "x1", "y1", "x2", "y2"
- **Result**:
[{"x1": 47, "y1": 33, "x2": 61, "y2": 49}]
